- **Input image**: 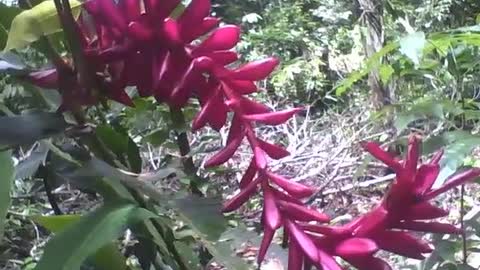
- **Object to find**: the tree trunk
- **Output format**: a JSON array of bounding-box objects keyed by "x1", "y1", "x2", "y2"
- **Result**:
[{"x1": 356, "y1": 0, "x2": 391, "y2": 109}]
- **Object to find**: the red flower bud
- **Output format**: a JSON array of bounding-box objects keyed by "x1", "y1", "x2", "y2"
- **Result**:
[
  {"x1": 229, "y1": 57, "x2": 279, "y2": 81},
  {"x1": 257, "y1": 227, "x2": 275, "y2": 265},
  {"x1": 372, "y1": 231, "x2": 432, "y2": 259},
  {"x1": 278, "y1": 201, "x2": 330, "y2": 223},
  {"x1": 222, "y1": 176, "x2": 261, "y2": 212},
  {"x1": 404, "y1": 202, "x2": 448, "y2": 220},
  {"x1": 239, "y1": 159, "x2": 257, "y2": 189},
  {"x1": 225, "y1": 80, "x2": 258, "y2": 95},
  {"x1": 360, "y1": 142, "x2": 403, "y2": 173},
  {"x1": 413, "y1": 164, "x2": 439, "y2": 196},
  {"x1": 195, "y1": 25, "x2": 241, "y2": 52},
  {"x1": 178, "y1": 0, "x2": 211, "y2": 28},
  {"x1": 267, "y1": 172, "x2": 315, "y2": 198},
  {"x1": 423, "y1": 168, "x2": 480, "y2": 200},
  {"x1": 204, "y1": 129, "x2": 245, "y2": 167},
  {"x1": 395, "y1": 221, "x2": 461, "y2": 234},
  {"x1": 263, "y1": 185, "x2": 282, "y2": 230},
  {"x1": 285, "y1": 220, "x2": 319, "y2": 263},
  {"x1": 335, "y1": 238, "x2": 378, "y2": 258},
  {"x1": 287, "y1": 237, "x2": 303, "y2": 270},
  {"x1": 258, "y1": 139, "x2": 290, "y2": 159},
  {"x1": 243, "y1": 108, "x2": 302, "y2": 125},
  {"x1": 25, "y1": 69, "x2": 59, "y2": 89}
]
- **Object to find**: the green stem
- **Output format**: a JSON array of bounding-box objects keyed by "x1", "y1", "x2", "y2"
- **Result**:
[{"x1": 169, "y1": 106, "x2": 204, "y2": 196}]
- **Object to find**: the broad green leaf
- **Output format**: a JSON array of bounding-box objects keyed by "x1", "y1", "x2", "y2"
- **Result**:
[
  {"x1": 34, "y1": 202, "x2": 155, "y2": 270},
  {"x1": 142, "y1": 128, "x2": 170, "y2": 147},
  {"x1": 34, "y1": 214, "x2": 80, "y2": 232},
  {"x1": 0, "y1": 3, "x2": 21, "y2": 49},
  {"x1": 0, "y1": 151, "x2": 14, "y2": 243},
  {"x1": 173, "y1": 196, "x2": 227, "y2": 241},
  {"x1": 399, "y1": 31, "x2": 426, "y2": 66},
  {"x1": 4, "y1": 0, "x2": 82, "y2": 51},
  {"x1": 34, "y1": 214, "x2": 128, "y2": 270},
  {"x1": 14, "y1": 141, "x2": 49, "y2": 180},
  {"x1": 335, "y1": 42, "x2": 399, "y2": 95},
  {"x1": 96, "y1": 124, "x2": 142, "y2": 172},
  {"x1": 0, "y1": 112, "x2": 68, "y2": 147},
  {"x1": 379, "y1": 64, "x2": 394, "y2": 84}
]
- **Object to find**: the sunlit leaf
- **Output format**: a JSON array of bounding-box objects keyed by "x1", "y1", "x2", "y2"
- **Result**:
[
  {"x1": 399, "y1": 31, "x2": 426, "y2": 66},
  {"x1": 34, "y1": 201, "x2": 155, "y2": 270},
  {"x1": 0, "y1": 151, "x2": 14, "y2": 243},
  {"x1": 3, "y1": 0, "x2": 82, "y2": 51}
]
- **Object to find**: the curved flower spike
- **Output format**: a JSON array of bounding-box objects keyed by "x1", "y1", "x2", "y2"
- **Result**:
[
  {"x1": 222, "y1": 176, "x2": 262, "y2": 212},
  {"x1": 285, "y1": 220, "x2": 319, "y2": 263},
  {"x1": 229, "y1": 57, "x2": 280, "y2": 81},
  {"x1": 360, "y1": 142, "x2": 403, "y2": 172},
  {"x1": 243, "y1": 108, "x2": 303, "y2": 125},
  {"x1": 204, "y1": 129, "x2": 245, "y2": 167},
  {"x1": 278, "y1": 201, "x2": 330, "y2": 223},
  {"x1": 267, "y1": 172, "x2": 315, "y2": 198},
  {"x1": 258, "y1": 139, "x2": 290, "y2": 159},
  {"x1": 195, "y1": 25, "x2": 241, "y2": 52},
  {"x1": 395, "y1": 220, "x2": 462, "y2": 234},
  {"x1": 335, "y1": 238, "x2": 378, "y2": 258}
]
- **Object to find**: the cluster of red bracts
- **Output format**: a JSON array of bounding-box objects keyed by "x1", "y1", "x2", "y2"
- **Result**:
[
  {"x1": 221, "y1": 135, "x2": 480, "y2": 270},
  {"x1": 21, "y1": 0, "x2": 480, "y2": 269}
]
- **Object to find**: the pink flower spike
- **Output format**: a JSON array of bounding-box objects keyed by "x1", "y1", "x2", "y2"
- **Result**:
[
  {"x1": 278, "y1": 201, "x2": 330, "y2": 223},
  {"x1": 253, "y1": 146, "x2": 268, "y2": 170},
  {"x1": 345, "y1": 257, "x2": 392, "y2": 270},
  {"x1": 287, "y1": 237, "x2": 303, "y2": 270},
  {"x1": 404, "y1": 202, "x2": 449, "y2": 220},
  {"x1": 414, "y1": 164, "x2": 440, "y2": 195},
  {"x1": 121, "y1": 0, "x2": 141, "y2": 21},
  {"x1": 240, "y1": 98, "x2": 271, "y2": 114},
  {"x1": 226, "y1": 80, "x2": 258, "y2": 95},
  {"x1": 229, "y1": 57, "x2": 280, "y2": 81},
  {"x1": 404, "y1": 135, "x2": 420, "y2": 178},
  {"x1": 335, "y1": 238, "x2": 378, "y2": 258},
  {"x1": 258, "y1": 139, "x2": 290, "y2": 159},
  {"x1": 353, "y1": 206, "x2": 388, "y2": 236},
  {"x1": 204, "y1": 129, "x2": 245, "y2": 167},
  {"x1": 128, "y1": 21, "x2": 154, "y2": 41},
  {"x1": 430, "y1": 149, "x2": 444, "y2": 164},
  {"x1": 317, "y1": 249, "x2": 343, "y2": 270},
  {"x1": 257, "y1": 227, "x2": 275, "y2": 265},
  {"x1": 182, "y1": 17, "x2": 220, "y2": 42},
  {"x1": 239, "y1": 159, "x2": 257, "y2": 189},
  {"x1": 226, "y1": 114, "x2": 244, "y2": 143},
  {"x1": 373, "y1": 231, "x2": 432, "y2": 259},
  {"x1": 222, "y1": 176, "x2": 261, "y2": 212},
  {"x1": 195, "y1": 25, "x2": 241, "y2": 52},
  {"x1": 26, "y1": 69, "x2": 59, "y2": 89},
  {"x1": 243, "y1": 108, "x2": 302, "y2": 125},
  {"x1": 360, "y1": 142, "x2": 403, "y2": 172},
  {"x1": 162, "y1": 18, "x2": 182, "y2": 45},
  {"x1": 285, "y1": 220, "x2": 319, "y2": 263},
  {"x1": 263, "y1": 184, "x2": 282, "y2": 230},
  {"x1": 395, "y1": 221, "x2": 462, "y2": 234},
  {"x1": 178, "y1": 0, "x2": 211, "y2": 28},
  {"x1": 423, "y1": 168, "x2": 480, "y2": 200},
  {"x1": 196, "y1": 50, "x2": 238, "y2": 66},
  {"x1": 270, "y1": 187, "x2": 303, "y2": 205},
  {"x1": 267, "y1": 172, "x2": 315, "y2": 198},
  {"x1": 97, "y1": 0, "x2": 127, "y2": 30}
]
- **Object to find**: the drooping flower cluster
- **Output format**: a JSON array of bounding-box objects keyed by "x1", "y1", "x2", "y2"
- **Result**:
[{"x1": 21, "y1": 0, "x2": 480, "y2": 269}]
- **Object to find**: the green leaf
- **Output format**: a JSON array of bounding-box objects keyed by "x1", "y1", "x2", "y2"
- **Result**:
[
  {"x1": 14, "y1": 141, "x2": 49, "y2": 180},
  {"x1": 0, "y1": 151, "x2": 14, "y2": 243},
  {"x1": 142, "y1": 128, "x2": 170, "y2": 147},
  {"x1": 34, "y1": 214, "x2": 128, "y2": 270},
  {"x1": 173, "y1": 196, "x2": 227, "y2": 242},
  {"x1": 96, "y1": 124, "x2": 142, "y2": 172},
  {"x1": 34, "y1": 201, "x2": 155, "y2": 270},
  {"x1": 379, "y1": 64, "x2": 394, "y2": 84},
  {"x1": 3, "y1": 0, "x2": 82, "y2": 51},
  {"x1": 0, "y1": 112, "x2": 68, "y2": 147},
  {"x1": 0, "y1": 3, "x2": 21, "y2": 49},
  {"x1": 399, "y1": 31, "x2": 426, "y2": 66}
]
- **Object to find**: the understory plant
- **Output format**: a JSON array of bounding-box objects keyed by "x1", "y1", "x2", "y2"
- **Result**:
[{"x1": 0, "y1": 0, "x2": 480, "y2": 269}]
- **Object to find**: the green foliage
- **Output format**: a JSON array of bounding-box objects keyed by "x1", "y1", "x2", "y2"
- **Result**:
[
  {"x1": 34, "y1": 201, "x2": 155, "y2": 270},
  {"x1": 0, "y1": 151, "x2": 13, "y2": 244},
  {"x1": 3, "y1": 0, "x2": 81, "y2": 51}
]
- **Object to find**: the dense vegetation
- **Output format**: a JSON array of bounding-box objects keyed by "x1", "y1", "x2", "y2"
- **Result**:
[{"x1": 1, "y1": 0, "x2": 480, "y2": 269}]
